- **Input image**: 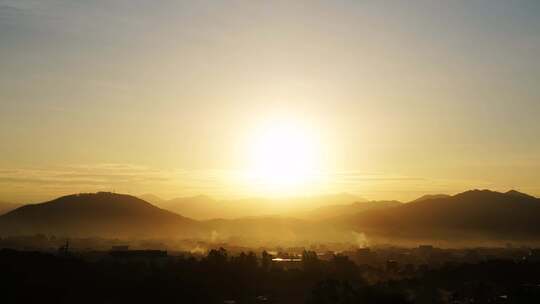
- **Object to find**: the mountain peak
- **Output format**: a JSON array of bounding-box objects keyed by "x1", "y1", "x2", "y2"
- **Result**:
[
  {"x1": 453, "y1": 189, "x2": 501, "y2": 199},
  {"x1": 0, "y1": 192, "x2": 199, "y2": 238},
  {"x1": 411, "y1": 194, "x2": 450, "y2": 203},
  {"x1": 340, "y1": 188, "x2": 540, "y2": 240},
  {"x1": 452, "y1": 189, "x2": 537, "y2": 201},
  {"x1": 48, "y1": 192, "x2": 154, "y2": 208},
  {"x1": 505, "y1": 190, "x2": 537, "y2": 200}
]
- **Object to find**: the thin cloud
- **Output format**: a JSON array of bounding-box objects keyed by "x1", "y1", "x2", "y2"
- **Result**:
[{"x1": 0, "y1": 164, "x2": 501, "y2": 203}]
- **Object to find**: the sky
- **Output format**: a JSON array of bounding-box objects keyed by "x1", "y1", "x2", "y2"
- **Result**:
[{"x1": 1, "y1": 0, "x2": 540, "y2": 203}]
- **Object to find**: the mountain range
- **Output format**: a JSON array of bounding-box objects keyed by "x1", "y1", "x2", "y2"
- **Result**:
[
  {"x1": 1, "y1": 189, "x2": 539, "y2": 243},
  {"x1": 294, "y1": 200, "x2": 401, "y2": 220},
  {"x1": 336, "y1": 189, "x2": 540, "y2": 241},
  {"x1": 138, "y1": 193, "x2": 363, "y2": 220}
]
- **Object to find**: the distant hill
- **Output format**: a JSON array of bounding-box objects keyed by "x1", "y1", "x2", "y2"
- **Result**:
[
  {"x1": 157, "y1": 195, "x2": 220, "y2": 219},
  {"x1": 336, "y1": 189, "x2": 540, "y2": 241},
  {"x1": 296, "y1": 200, "x2": 401, "y2": 220},
  {"x1": 505, "y1": 189, "x2": 537, "y2": 200},
  {"x1": 410, "y1": 194, "x2": 451, "y2": 203},
  {"x1": 137, "y1": 193, "x2": 165, "y2": 205},
  {"x1": 144, "y1": 193, "x2": 364, "y2": 220},
  {"x1": 0, "y1": 192, "x2": 202, "y2": 238},
  {"x1": 0, "y1": 201, "x2": 22, "y2": 215}
]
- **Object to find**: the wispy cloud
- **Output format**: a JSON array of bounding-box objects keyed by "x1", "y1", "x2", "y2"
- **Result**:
[
  {"x1": 0, "y1": 164, "x2": 506, "y2": 203},
  {"x1": 0, "y1": 164, "x2": 176, "y2": 202},
  {"x1": 0, "y1": 164, "x2": 253, "y2": 202}
]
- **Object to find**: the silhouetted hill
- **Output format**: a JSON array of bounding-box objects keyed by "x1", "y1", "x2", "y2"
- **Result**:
[
  {"x1": 0, "y1": 192, "x2": 202, "y2": 238},
  {"x1": 337, "y1": 189, "x2": 540, "y2": 241},
  {"x1": 411, "y1": 194, "x2": 451, "y2": 203},
  {"x1": 505, "y1": 189, "x2": 537, "y2": 200},
  {"x1": 0, "y1": 201, "x2": 22, "y2": 215},
  {"x1": 296, "y1": 200, "x2": 401, "y2": 220}
]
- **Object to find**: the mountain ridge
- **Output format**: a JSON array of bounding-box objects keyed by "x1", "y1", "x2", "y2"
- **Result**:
[
  {"x1": 3, "y1": 189, "x2": 540, "y2": 243},
  {"x1": 335, "y1": 189, "x2": 540, "y2": 240},
  {"x1": 0, "y1": 192, "x2": 202, "y2": 238},
  {"x1": 0, "y1": 201, "x2": 21, "y2": 216},
  {"x1": 141, "y1": 193, "x2": 365, "y2": 220}
]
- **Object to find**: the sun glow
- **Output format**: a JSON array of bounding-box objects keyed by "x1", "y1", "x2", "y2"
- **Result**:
[{"x1": 245, "y1": 119, "x2": 324, "y2": 195}]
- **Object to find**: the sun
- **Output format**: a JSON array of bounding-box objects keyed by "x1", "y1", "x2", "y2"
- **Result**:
[{"x1": 245, "y1": 119, "x2": 323, "y2": 194}]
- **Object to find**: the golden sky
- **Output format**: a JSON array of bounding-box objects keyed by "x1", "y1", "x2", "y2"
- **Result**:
[{"x1": 1, "y1": 0, "x2": 540, "y2": 203}]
